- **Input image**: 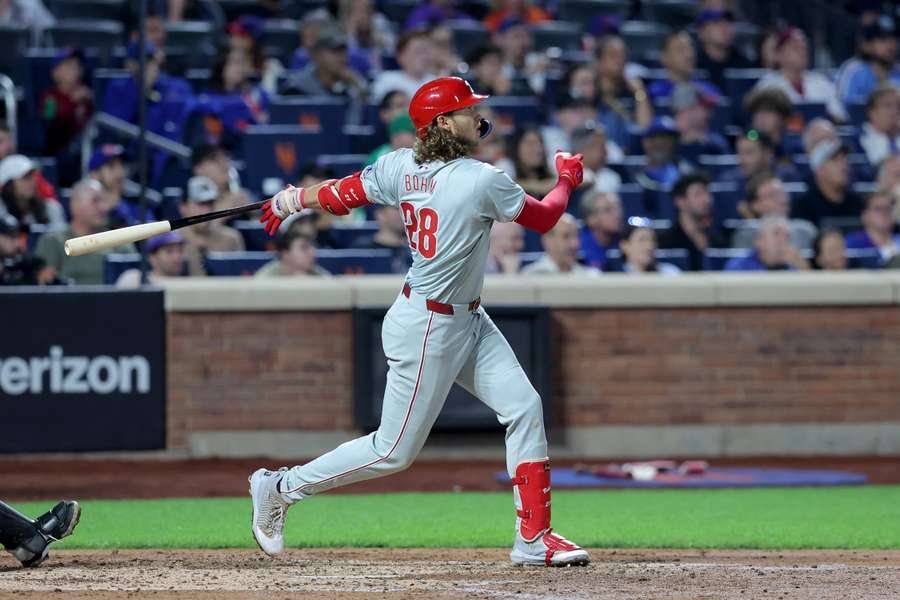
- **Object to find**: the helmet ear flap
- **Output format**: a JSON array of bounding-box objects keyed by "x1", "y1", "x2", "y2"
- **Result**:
[{"x1": 478, "y1": 118, "x2": 493, "y2": 139}]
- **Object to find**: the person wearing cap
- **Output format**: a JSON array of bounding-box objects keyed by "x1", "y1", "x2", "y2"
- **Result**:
[
  {"x1": 0, "y1": 154, "x2": 65, "y2": 230},
  {"x1": 694, "y1": 9, "x2": 753, "y2": 93},
  {"x1": 648, "y1": 30, "x2": 722, "y2": 102},
  {"x1": 34, "y1": 179, "x2": 136, "y2": 284},
  {"x1": 115, "y1": 231, "x2": 187, "y2": 288},
  {"x1": 671, "y1": 83, "x2": 730, "y2": 166},
  {"x1": 0, "y1": 213, "x2": 60, "y2": 285},
  {"x1": 371, "y1": 30, "x2": 438, "y2": 104},
  {"x1": 732, "y1": 172, "x2": 818, "y2": 252},
  {"x1": 633, "y1": 117, "x2": 681, "y2": 220},
  {"x1": 793, "y1": 140, "x2": 865, "y2": 229},
  {"x1": 857, "y1": 84, "x2": 900, "y2": 170},
  {"x1": 754, "y1": 28, "x2": 848, "y2": 122},
  {"x1": 338, "y1": 0, "x2": 396, "y2": 76},
  {"x1": 0, "y1": 122, "x2": 57, "y2": 199},
  {"x1": 594, "y1": 33, "x2": 654, "y2": 150},
  {"x1": 284, "y1": 27, "x2": 368, "y2": 124},
  {"x1": 38, "y1": 47, "x2": 93, "y2": 158},
  {"x1": 522, "y1": 213, "x2": 600, "y2": 276},
  {"x1": 836, "y1": 16, "x2": 900, "y2": 106},
  {"x1": 483, "y1": 0, "x2": 550, "y2": 34},
  {"x1": 87, "y1": 144, "x2": 152, "y2": 229},
  {"x1": 254, "y1": 228, "x2": 331, "y2": 278},
  {"x1": 366, "y1": 114, "x2": 417, "y2": 165},
  {"x1": 177, "y1": 175, "x2": 245, "y2": 276},
  {"x1": 200, "y1": 47, "x2": 270, "y2": 138},
  {"x1": 657, "y1": 172, "x2": 727, "y2": 271},
  {"x1": 844, "y1": 189, "x2": 900, "y2": 265},
  {"x1": 724, "y1": 215, "x2": 809, "y2": 272}
]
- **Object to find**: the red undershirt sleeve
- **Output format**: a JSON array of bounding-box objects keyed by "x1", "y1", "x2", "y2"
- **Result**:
[{"x1": 514, "y1": 180, "x2": 574, "y2": 234}]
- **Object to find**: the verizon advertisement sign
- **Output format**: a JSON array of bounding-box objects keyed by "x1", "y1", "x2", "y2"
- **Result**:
[{"x1": 0, "y1": 290, "x2": 165, "y2": 453}]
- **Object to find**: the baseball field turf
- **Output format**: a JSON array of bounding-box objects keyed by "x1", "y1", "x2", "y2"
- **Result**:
[{"x1": 15, "y1": 485, "x2": 900, "y2": 550}]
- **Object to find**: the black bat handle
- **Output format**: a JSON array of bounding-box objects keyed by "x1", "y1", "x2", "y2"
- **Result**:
[{"x1": 169, "y1": 200, "x2": 268, "y2": 231}]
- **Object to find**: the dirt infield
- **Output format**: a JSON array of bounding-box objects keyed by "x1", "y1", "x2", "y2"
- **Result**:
[
  {"x1": 2, "y1": 456, "x2": 899, "y2": 500},
  {"x1": 2, "y1": 548, "x2": 899, "y2": 599}
]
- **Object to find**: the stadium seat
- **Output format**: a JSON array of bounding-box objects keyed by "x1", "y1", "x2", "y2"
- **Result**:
[
  {"x1": 329, "y1": 222, "x2": 379, "y2": 249},
  {"x1": 205, "y1": 251, "x2": 272, "y2": 275},
  {"x1": 604, "y1": 248, "x2": 689, "y2": 272},
  {"x1": 640, "y1": 0, "x2": 695, "y2": 29},
  {"x1": 164, "y1": 21, "x2": 217, "y2": 54},
  {"x1": 35, "y1": 157, "x2": 58, "y2": 189},
  {"x1": 699, "y1": 155, "x2": 738, "y2": 178},
  {"x1": 620, "y1": 21, "x2": 670, "y2": 63},
  {"x1": 261, "y1": 19, "x2": 299, "y2": 64},
  {"x1": 45, "y1": 20, "x2": 124, "y2": 64},
  {"x1": 723, "y1": 69, "x2": 768, "y2": 104},
  {"x1": 91, "y1": 68, "x2": 129, "y2": 103},
  {"x1": 846, "y1": 248, "x2": 882, "y2": 269},
  {"x1": 794, "y1": 102, "x2": 828, "y2": 123},
  {"x1": 618, "y1": 183, "x2": 646, "y2": 219},
  {"x1": 710, "y1": 181, "x2": 740, "y2": 228},
  {"x1": 846, "y1": 102, "x2": 866, "y2": 127},
  {"x1": 532, "y1": 21, "x2": 583, "y2": 52},
  {"x1": 104, "y1": 253, "x2": 141, "y2": 284},
  {"x1": 184, "y1": 68, "x2": 212, "y2": 93},
  {"x1": 446, "y1": 20, "x2": 489, "y2": 61},
  {"x1": 557, "y1": 0, "x2": 630, "y2": 23},
  {"x1": 343, "y1": 125, "x2": 380, "y2": 155},
  {"x1": 47, "y1": 0, "x2": 127, "y2": 21},
  {"x1": 519, "y1": 251, "x2": 544, "y2": 268},
  {"x1": 485, "y1": 96, "x2": 542, "y2": 132},
  {"x1": 268, "y1": 97, "x2": 348, "y2": 133},
  {"x1": 317, "y1": 154, "x2": 367, "y2": 177},
  {"x1": 0, "y1": 25, "x2": 29, "y2": 75},
  {"x1": 242, "y1": 124, "x2": 330, "y2": 193},
  {"x1": 233, "y1": 221, "x2": 274, "y2": 251},
  {"x1": 703, "y1": 248, "x2": 750, "y2": 271},
  {"x1": 316, "y1": 249, "x2": 394, "y2": 274},
  {"x1": 381, "y1": 0, "x2": 421, "y2": 25},
  {"x1": 732, "y1": 22, "x2": 761, "y2": 62},
  {"x1": 819, "y1": 216, "x2": 863, "y2": 233}
]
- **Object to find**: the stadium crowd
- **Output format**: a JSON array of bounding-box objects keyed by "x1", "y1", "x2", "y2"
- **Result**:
[{"x1": 2, "y1": 0, "x2": 900, "y2": 285}]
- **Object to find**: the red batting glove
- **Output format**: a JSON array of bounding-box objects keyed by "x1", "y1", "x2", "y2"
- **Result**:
[
  {"x1": 259, "y1": 185, "x2": 304, "y2": 236},
  {"x1": 259, "y1": 199, "x2": 282, "y2": 236},
  {"x1": 554, "y1": 150, "x2": 584, "y2": 188}
]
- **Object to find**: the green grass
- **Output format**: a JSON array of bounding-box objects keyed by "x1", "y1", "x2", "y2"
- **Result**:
[{"x1": 15, "y1": 486, "x2": 900, "y2": 550}]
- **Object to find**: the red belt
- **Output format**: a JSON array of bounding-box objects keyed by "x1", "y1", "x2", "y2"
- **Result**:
[{"x1": 402, "y1": 283, "x2": 480, "y2": 315}]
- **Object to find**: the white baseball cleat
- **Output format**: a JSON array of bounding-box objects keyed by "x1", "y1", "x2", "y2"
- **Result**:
[
  {"x1": 248, "y1": 467, "x2": 290, "y2": 556},
  {"x1": 510, "y1": 529, "x2": 590, "y2": 567}
]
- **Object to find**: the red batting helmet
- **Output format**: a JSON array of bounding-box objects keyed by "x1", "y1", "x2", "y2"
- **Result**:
[{"x1": 409, "y1": 77, "x2": 491, "y2": 139}]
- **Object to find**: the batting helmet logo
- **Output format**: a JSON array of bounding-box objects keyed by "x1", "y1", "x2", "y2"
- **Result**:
[{"x1": 409, "y1": 77, "x2": 490, "y2": 138}]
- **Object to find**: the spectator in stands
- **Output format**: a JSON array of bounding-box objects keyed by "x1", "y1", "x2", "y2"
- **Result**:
[
  {"x1": 350, "y1": 205, "x2": 412, "y2": 274},
  {"x1": 814, "y1": 229, "x2": 849, "y2": 270},
  {"x1": 406, "y1": 0, "x2": 472, "y2": 31},
  {"x1": 338, "y1": 0, "x2": 396, "y2": 76},
  {"x1": 744, "y1": 87, "x2": 794, "y2": 159},
  {"x1": 658, "y1": 172, "x2": 726, "y2": 271},
  {"x1": 371, "y1": 30, "x2": 437, "y2": 103},
  {"x1": 541, "y1": 93, "x2": 600, "y2": 165},
  {"x1": 522, "y1": 213, "x2": 600, "y2": 275},
  {"x1": 0, "y1": 121, "x2": 13, "y2": 161},
  {"x1": 758, "y1": 27, "x2": 779, "y2": 71},
  {"x1": 634, "y1": 117, "x2": 681, "y2": 219},
  {"x1": 845, "y1": 189, "x2": 900, "y2": 264},
  {"x1": 255, "y1": 229, "x2": 331, "y2": 278},
  {"x1": 836, "y1": 17, "x2": 900, "y2": 106},
  {"x1": 294, "y1": 164, "x2": 345, "y2": 242},
  {"x1": 755, "y1": 27, "x2": 848, "y2": 122},
  {"x1": 579, "y1": 189, "x2": 622, "y2": 271},
  {"x1": 724, "y1": 129, "x2": 798, "y2": 200},
  {"x1": 0, "y1": 214, "x2": 58, "y2": 285},
  {"x1": 203, "y1": 48, "x2": 271, "y2": 136},
  {"x1": 694, "y1": 9, "x2": 753, "y2": 93},
  {"x1": 0, "y1": 0, "x2": 54, "y2": 45},
  {"x1": 367, "y1": 114, "x2": 417, "y2": 165},
  {"x1": 430, "y1": 24, "x2": 463, "y2": 76},
  {"x1": 571, "y1": 125, "x2": 622, "y2": 194},
  {"x1": 39, "y1": 48, "x2": 94, "y2": 158},
  {"x1": 671, "y1": 83, "x2": 730, "y2": 166},
  {"x1": 87, "y1": 144, "x2": 150, "y2": 228},
  {"x1": 177, "y1": 175, "x2": 245, "y2": 276},
  {"x1": 131, "y1": 4, "x2": 166, "y2": 49},
  {"x1": 228, "y1": 15, "x2": 284, "y2": 94},
  {"x1": 619, "y1": 218, "x2": 681, "y2": 275},
  {"x1": 725, "y1": 216, "x2": 809, "y2": 271},
  {"x1": 35, "y1": 179, "x2": 135, "y2": 284},
  {"x1": 793, "y1": 140, "x2": 865, "y2": 228},
  {"x1": 191, "y1": 143, "x2": 250, "y2": 215},
  {"x1": 594, "y1": 33, "x2": 653, "y2": 149},
  {"x1": 486, "y1": 220, "x2": 524, "y2": 274},
  {"x1": 496, "y1": 126, "x2": 555, "y2": 197},
  {"x1": 493, "y1": 17, "x2": 546, "y2": 96},
  {"x1": 733, "y1": 173, "x2": 818, "y2": 251},
  {"x1": 858, "y1": 84, "x2": 900, "y2": 169},
  {"x1": 292, "y1": 10, "x2": 338, "y2": 71},
  {"x1": 802, "y1": 117, "x2": 839, "y2": 156},
  {"x1": 115, "y1": 232, "x2": 187, "y2": 288},
  {"x1": 648, "y1": 30, "x2": 721, "y2": 102},
  {"x1": 0, "y1": 155, "x2": 65, "y2": 230},
  {"x1": 378, "y1": 90, "x2": 411, "y2": 130},
  {"x1": 484, "y1": 0, "x2": 550, "y2": 34},
  {"x1": 877, "y1": 154, "x2": 900, "y2": 198},
  {"x1": 465, "y1": 44, "x2": 532, "y2": 96}
]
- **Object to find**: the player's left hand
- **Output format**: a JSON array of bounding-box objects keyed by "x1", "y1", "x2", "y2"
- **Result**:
[
  {"x1": 259, "y1": 185, "x2": 303, "y2": 236},
  {"x1": 554, "y1": 151, "x2": 584, "y2": 188}
]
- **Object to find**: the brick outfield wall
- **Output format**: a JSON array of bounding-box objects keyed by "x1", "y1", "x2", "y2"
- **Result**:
[{"x1": 166, "y1": 306, "x2": 900, "y2": 450}]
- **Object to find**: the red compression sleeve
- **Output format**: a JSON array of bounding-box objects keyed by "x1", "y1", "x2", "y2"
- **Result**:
[{"x1": 514, "y1": 180, "x2": 574, "y2": 234}]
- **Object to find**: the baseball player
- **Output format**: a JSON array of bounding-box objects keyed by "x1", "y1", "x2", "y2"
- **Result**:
[
  {"x1": 250, "y1": 77, "x2": 589, "y2": 567},
  {"x1": 1, "y1": 500, "x2": 81, "y2": 567}
]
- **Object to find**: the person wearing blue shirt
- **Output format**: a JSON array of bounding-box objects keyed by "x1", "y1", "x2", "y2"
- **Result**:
[
  {"x1": 87, "y1": 144, "x2": 153, "y2": 228},
  {"x1": 844, "y1": 189, "x2": 900, "y2": 265},
  {"x1": 835, "y1": 18, "x2": 900, "y2": 107},
  {"x1": 648, "y1": 31, "x2": 722, "y2": 102},
  {"x1": 633, "y1": 117, "x2": 681, "y2": 220},
  {"x1": 578, "y1": 189, "x2": 622, "y2": 271},
  {"x1": 670, "y1": 83, "x2": 730, "y2": 167},
  {"x1": 725, "y1": 216, "x2": 808, "y2": 271}
]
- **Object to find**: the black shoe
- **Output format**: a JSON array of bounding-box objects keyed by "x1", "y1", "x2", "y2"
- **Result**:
[
  {"x1": 35, "y1": 501, "x2": 81, "y2": 541},
  {"x1": 16, "y1": 544, "x2": 49, "y2": 568}
]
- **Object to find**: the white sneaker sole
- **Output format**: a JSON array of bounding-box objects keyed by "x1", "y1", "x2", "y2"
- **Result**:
[
  {"x1": 510, "y1": 547, "x2": 591, "y2": 567},
  {"x1": 248, "y1": 469, "x2": 283, "y2": 557}
]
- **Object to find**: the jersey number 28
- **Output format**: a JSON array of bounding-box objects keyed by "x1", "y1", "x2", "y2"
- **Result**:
[{"x1": 400, "y1": 202, "x2": 438, "y2": 259}]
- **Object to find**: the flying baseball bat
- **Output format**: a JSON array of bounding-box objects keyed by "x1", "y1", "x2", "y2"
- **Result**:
[{"x1": 64, "y1": 200, "x2": 267, "y2": 257}]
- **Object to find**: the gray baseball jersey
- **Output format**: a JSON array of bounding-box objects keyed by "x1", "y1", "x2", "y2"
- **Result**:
[{"x1": 360, "y1": 148, "x2": 526, "y2": 303}]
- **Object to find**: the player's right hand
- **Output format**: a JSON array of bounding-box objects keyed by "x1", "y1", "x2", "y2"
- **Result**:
[
  {"x1": 259, "y1": 185, "x2": 304, "y2": 236},
  {"x1": 554, "y1": 151, "x2": 584, "y2": 188}
]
